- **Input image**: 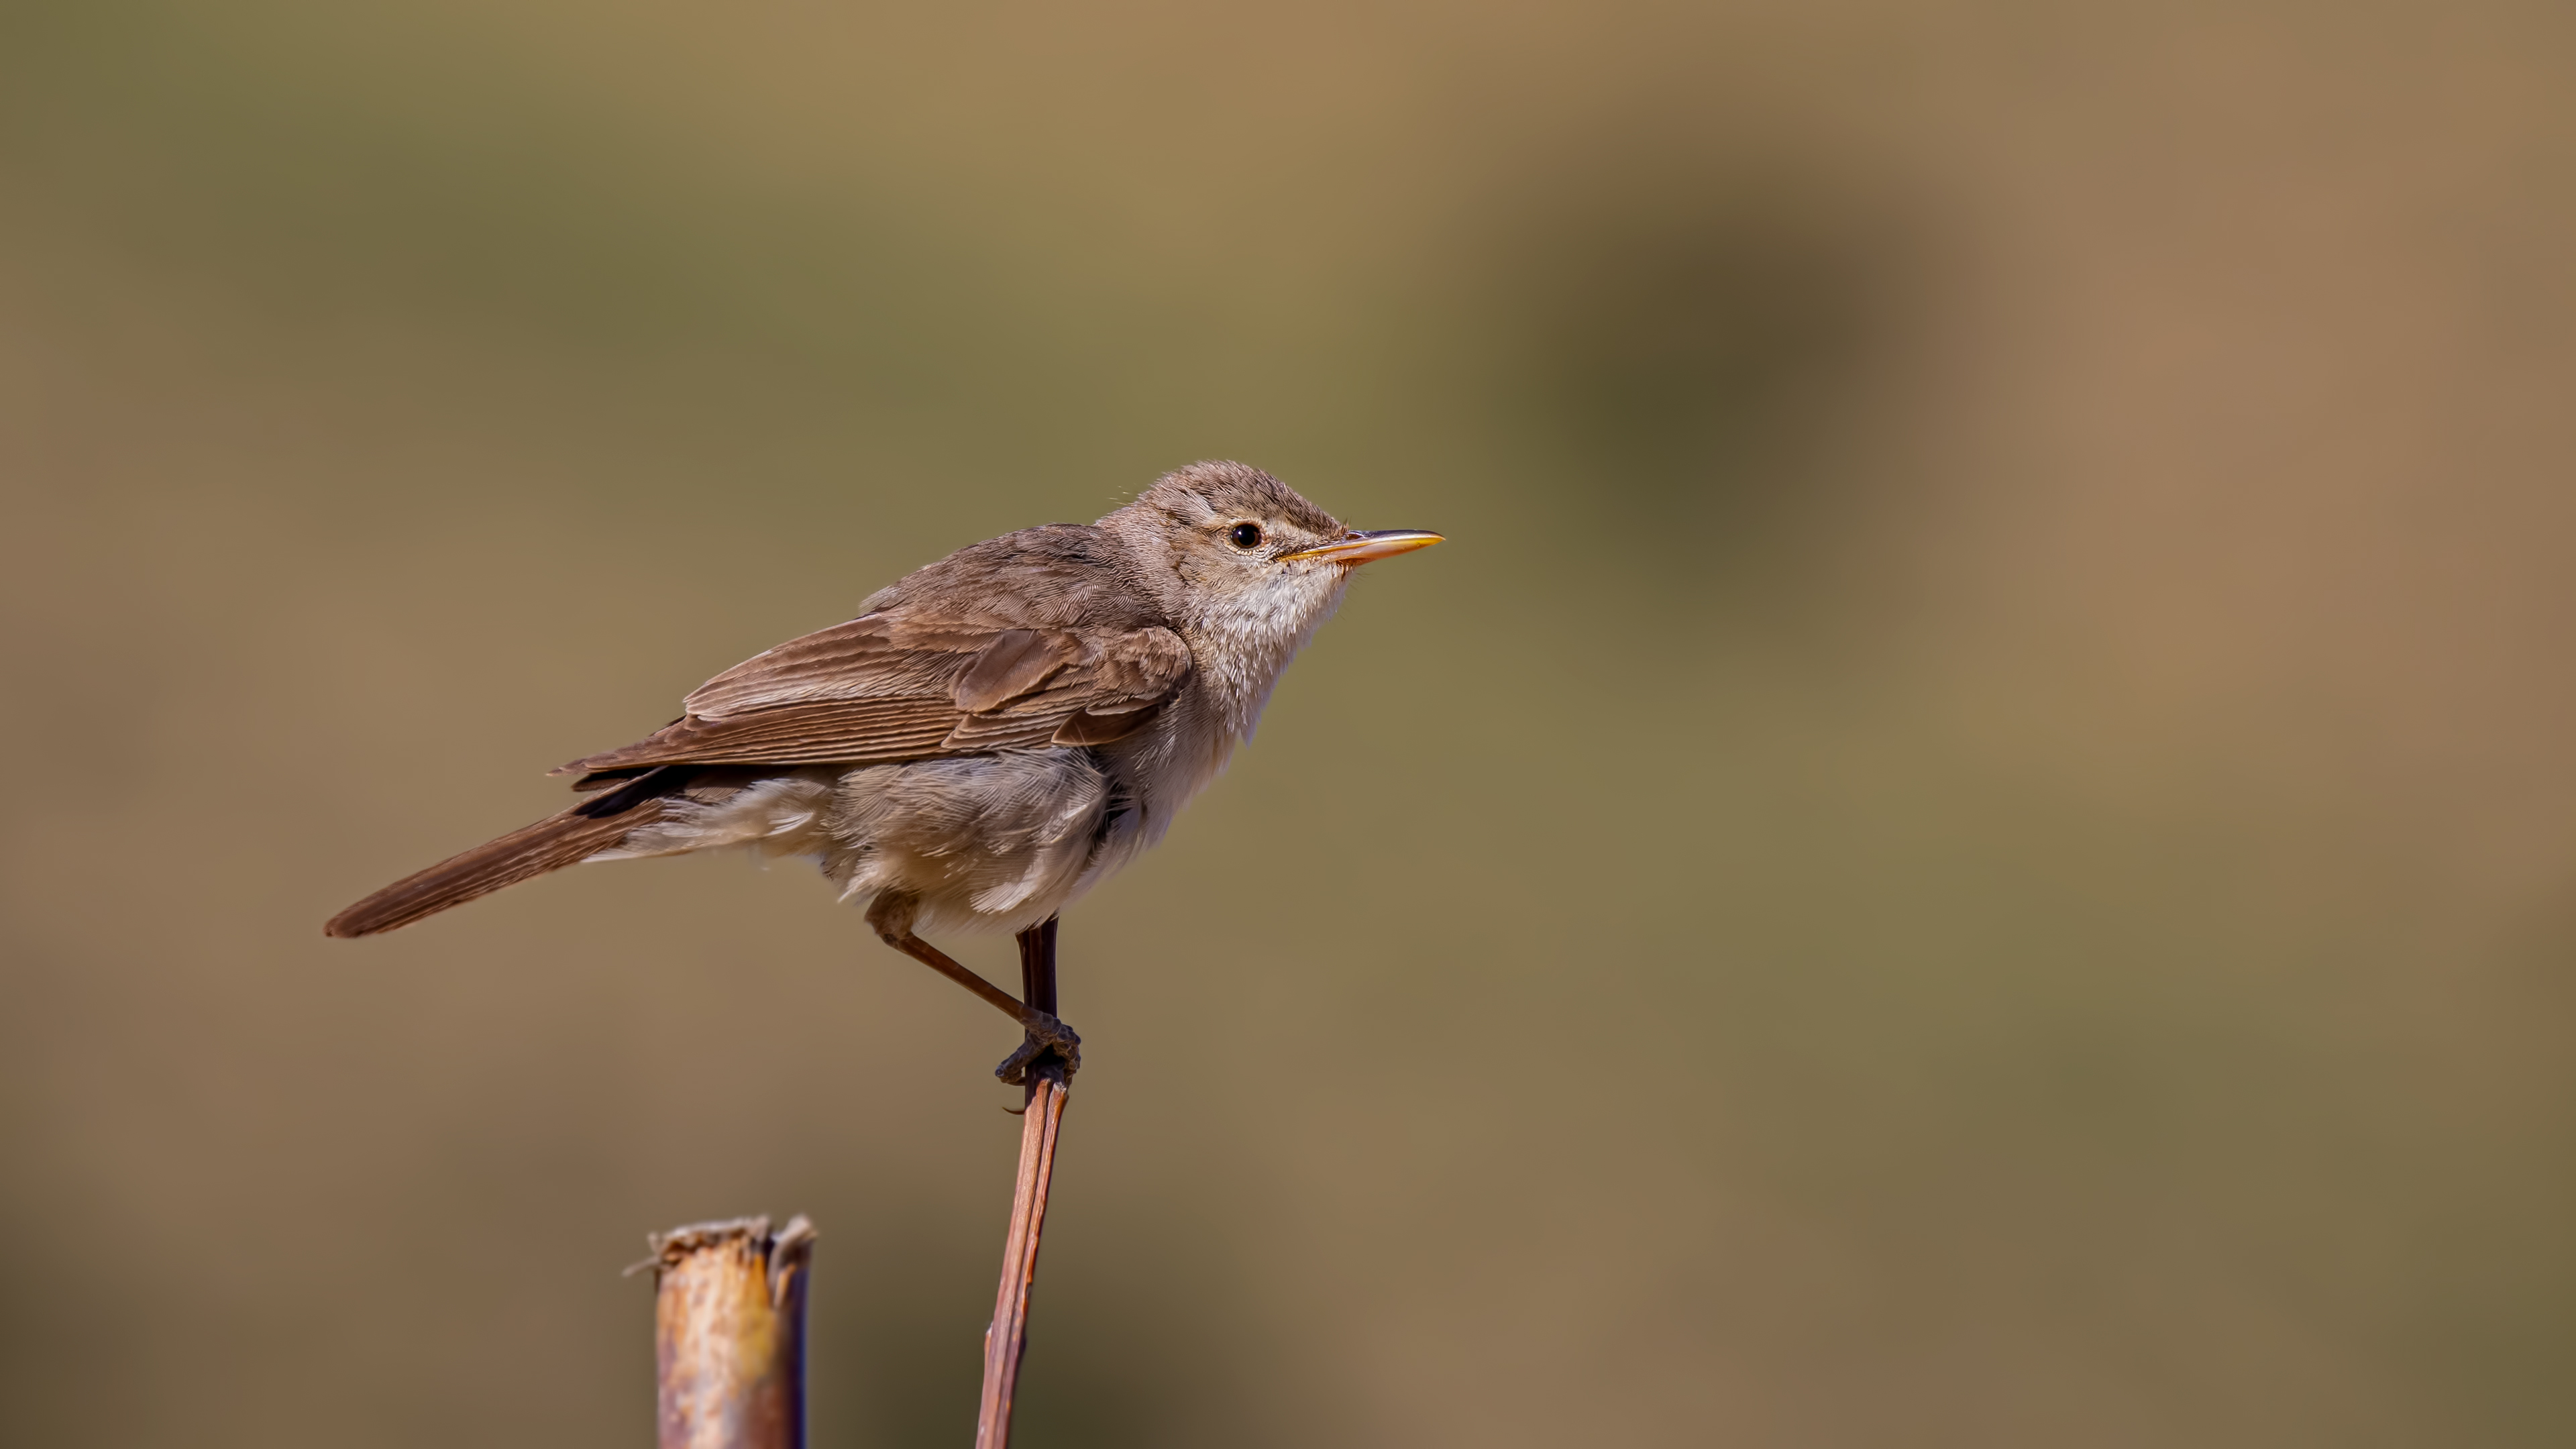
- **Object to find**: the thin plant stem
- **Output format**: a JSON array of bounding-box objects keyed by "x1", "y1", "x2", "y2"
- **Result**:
[{"x1": 975, "y1": 917, "x2": 1069, "y2": 1448}]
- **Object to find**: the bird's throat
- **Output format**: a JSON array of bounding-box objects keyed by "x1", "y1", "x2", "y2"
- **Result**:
[{"x1": 1182, "y1": 568, "x2": 1352, "y2": 744}]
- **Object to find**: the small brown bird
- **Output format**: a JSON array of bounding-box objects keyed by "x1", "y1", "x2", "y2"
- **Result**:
[{"x1": 326, "y1": 461, "x2": 1440, "y2": 1081}]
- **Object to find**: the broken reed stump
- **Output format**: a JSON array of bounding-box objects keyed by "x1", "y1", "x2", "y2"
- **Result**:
[
  {"x1": 639, "y1": 1216, "x2": 818, "y2": 1449},
  {"x1": 633, "y1": 920, "x2": 1063, "y2": 1448},
  {"x1": 975, "y1": 916, "x2": 1071, "y2": 1449}
]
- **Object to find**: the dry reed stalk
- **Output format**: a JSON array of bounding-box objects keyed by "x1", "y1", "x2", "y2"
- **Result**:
[
  {"x1": 639, "y1": 1215, "x2": 818, "y2": 1449},
  {"x1": 975, "y1": 917, "x2": 1071, "y2": 1448}
]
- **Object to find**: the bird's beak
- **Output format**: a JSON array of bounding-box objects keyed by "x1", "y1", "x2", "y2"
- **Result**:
[{"x1": 1279, "y1": 529, "x2": 1446, "y2": 566}]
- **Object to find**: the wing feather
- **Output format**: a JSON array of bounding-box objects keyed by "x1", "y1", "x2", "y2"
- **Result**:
[
  {"x1": 558, "y1": 614, "x2": 1190, "y2": 776},
  {"x1": 951, "y1": 629, "x2": 1081, "y2": 713}
]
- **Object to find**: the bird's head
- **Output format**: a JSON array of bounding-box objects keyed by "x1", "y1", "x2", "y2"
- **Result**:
[{"x1": 1102, "y1": 461, "x2": 1442, "y2": 649}]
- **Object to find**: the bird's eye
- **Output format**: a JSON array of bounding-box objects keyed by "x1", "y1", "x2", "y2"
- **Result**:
[{"x1": 1230, "y1": 522, "x2": 1264, "y2": 549}]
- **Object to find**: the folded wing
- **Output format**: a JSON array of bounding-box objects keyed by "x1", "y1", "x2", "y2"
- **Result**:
[{"x1": 556, "y1": 614, "x2": 1192, "y2": 776}]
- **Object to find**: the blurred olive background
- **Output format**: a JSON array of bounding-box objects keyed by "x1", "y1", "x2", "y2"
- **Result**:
[{"x1": 5, "y1": 2, "x2": 2573, "y2": 1445}]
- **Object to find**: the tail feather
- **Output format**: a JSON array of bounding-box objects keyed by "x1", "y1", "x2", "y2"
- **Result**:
[{"x1": 323, "y1": 768, "x2": 686, "y2": 938}]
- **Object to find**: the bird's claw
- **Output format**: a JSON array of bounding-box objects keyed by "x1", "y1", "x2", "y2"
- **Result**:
[{"x1": 996, "y1": 1012, "x2": 1081, "y2": 1086}]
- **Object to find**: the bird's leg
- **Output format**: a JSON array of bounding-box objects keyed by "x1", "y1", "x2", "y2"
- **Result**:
[
  {"x1": 1000, "y1": 916, "x2": 1071, "y2": 1092},
  {"x1": 866, "y1": 893, "x2": 1080, "y2": 1083}
]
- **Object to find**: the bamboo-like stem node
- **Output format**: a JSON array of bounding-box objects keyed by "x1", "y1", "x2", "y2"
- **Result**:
[{"x1": 639, "y1": 1215, "x2": 817, "y2": 1449}]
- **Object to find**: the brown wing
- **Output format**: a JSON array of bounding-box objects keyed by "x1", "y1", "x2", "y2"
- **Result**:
[{"x1": 555, "y1": 614, "x2": 1191, "y2": 775}]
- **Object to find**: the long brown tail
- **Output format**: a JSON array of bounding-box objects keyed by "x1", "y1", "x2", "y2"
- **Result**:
[{"x1": 323, "y1": 768, "x2": 685, "y2": 938}]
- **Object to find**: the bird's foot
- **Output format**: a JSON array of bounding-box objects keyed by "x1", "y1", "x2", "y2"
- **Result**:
[{"x1": 996, "y1": 1013, "x2": 1081, "y2": 1086}]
